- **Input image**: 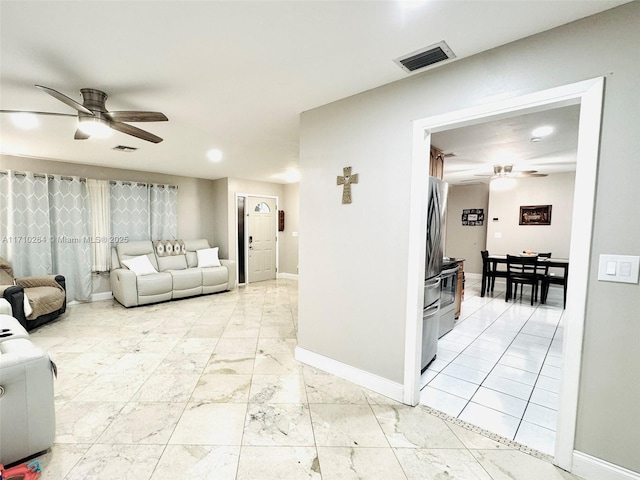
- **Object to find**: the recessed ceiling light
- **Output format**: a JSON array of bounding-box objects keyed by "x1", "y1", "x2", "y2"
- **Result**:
[
  {"x1": 531, "y1": 126, "x2": 553, "y2": 137},
  {"x1": 207, "y1": 149, "x2": 223, "y2": 162},
  {"x1": 11, "y1": 112, "x2": 39, "y2": 129}
]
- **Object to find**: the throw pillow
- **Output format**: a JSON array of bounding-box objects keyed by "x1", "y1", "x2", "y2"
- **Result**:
[
  {"x1": 122, "y1": 255, "x2": 158, "y2": 276},
  {"x1": 153, "y1": 240, "x2": 168, "y2": 257},
  {"x1": 196, "y1": 247, "x2": 221, "y2": 268}
]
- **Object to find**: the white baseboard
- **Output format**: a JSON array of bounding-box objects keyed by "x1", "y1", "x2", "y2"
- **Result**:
[
  {"x1": 277, "y1": 272, "x2": 299, "y2": 280},
  {"x1": 572, "y1": 451, "x2": 640, "y2": 480},
  {"x1": 91, "y1": 291, "x2": 113, "y2": 302},
  {"x1": 464, "y1": 272, "x2": 482, "y2": 281},
  {"x1": 295, "y1": 346, "x2": 404, "y2": 403}
]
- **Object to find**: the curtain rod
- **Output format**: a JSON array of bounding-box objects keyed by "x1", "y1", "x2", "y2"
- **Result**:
[
  {"x1": 1, "y1": 170, "x2": 176, "y2": 189},
  {"x1": 6, "y1": 171, "x2": 86, "y2": 182},
  {"x1": 108, "y1": 180, "x2": 178, "y2": 189}
]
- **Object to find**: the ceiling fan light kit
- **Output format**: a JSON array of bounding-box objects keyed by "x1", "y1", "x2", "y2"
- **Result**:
[
  {"x1": 78, "y1": 115, "x2": 112, "y2": 137},
  {"x1": 0, "y1": 85, "x2": 168, "y2": 144}
]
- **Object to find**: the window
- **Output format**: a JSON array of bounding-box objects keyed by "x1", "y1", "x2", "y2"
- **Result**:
[{"x1": 254, "y1": 202, "x2": 271, "y2": 213}]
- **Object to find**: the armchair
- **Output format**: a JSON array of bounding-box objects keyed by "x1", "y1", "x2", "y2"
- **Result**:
[{"x1": 0, "y1": 257, "x2": 66, "y2": 331}]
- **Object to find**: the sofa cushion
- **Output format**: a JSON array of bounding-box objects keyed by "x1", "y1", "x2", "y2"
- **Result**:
[
  {"x1": 22, "y1": 286, "x2": 65, "y2": 321},
  {"x1": 196, "y1": 247, "x2": 221, "y2": 268},
  {"x1": 136, "y1": 272, "x2": 172, "y2": 296},
  {"x1": 116, "y1": 241, "x2": 158, "y2": 270},
  {"x1": 157, "y1": 255, "x2": 188, "y2": 272},
  {"x1": 169, "y1": 269, "x2": 202, "y2": 291},
  {"x1": 202, "y1": 266, "x2": 228, "y2": 287}
]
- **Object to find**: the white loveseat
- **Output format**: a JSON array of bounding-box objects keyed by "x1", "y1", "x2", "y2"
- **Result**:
[{"x1": 110, "y1": 239, "x2": 236, "y2": 307}]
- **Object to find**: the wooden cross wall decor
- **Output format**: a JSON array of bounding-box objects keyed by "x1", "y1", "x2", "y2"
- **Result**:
[{"x1": 337, "y1": 166, "x2": 359, "y2": 204}]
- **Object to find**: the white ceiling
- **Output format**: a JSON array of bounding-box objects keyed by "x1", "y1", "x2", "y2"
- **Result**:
[
  {"x1": 0, "y1": 1, "x2": 628, "y2": 183},
  {"x1": 435, "y1": 103, "x2": 581, "y2": 185}
]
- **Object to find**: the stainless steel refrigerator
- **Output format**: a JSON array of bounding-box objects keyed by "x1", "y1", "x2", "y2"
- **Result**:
[{"x1": 421, "y1": 176, "x2": 448, "y2": 372}]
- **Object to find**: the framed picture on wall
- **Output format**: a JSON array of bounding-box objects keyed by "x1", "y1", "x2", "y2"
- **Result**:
[
  {"x1": 519, "y1": 205, "x2": 552, "y2": 225},
  {"x1": 462, "y1": 208, "x2": 484, "y2": 226}
]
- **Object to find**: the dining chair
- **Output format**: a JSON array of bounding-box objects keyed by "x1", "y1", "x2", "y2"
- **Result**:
[
  {"x1": 506, "y1": 254, "x2": 539, "y2": 305},
  {"x1": 481, "y1": 250, "x2": 508, "y2": 295},
  {"x1": 542, "y1": 263, "x2": 568, "y2": 309},
  {"x1": 533, "y1": 252, "x2": 552, "y2": 301}
]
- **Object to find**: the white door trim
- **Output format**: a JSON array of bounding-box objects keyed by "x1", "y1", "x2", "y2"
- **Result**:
[
  {"x1": 236, "y1": 193, "x2": 280, "y2": 284},
  {"x1": 404, "y1": 77, "x2": 605, "y2": 472}
]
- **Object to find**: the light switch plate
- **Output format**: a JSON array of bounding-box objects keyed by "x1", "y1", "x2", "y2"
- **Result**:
[{"x1": 597, "y1": 254, "x2": 640, "y2": 284}]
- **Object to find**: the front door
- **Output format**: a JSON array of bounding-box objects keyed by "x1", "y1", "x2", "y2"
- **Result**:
[{"x1": 248, "y1": 196, "x2": 277, "y2": 283}]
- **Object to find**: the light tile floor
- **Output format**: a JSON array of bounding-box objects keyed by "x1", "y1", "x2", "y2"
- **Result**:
[
  {"x1": 24, "y1": 279, "x2": 580, "y2": 479},
  {"x1": 421, "y1": 276, "x2": 565, "y2": 456}
]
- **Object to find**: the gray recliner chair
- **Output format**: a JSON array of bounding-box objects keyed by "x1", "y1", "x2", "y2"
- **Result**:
[
  {"x1": 0, "y1": 257, "x2": 66, "y2": 331},
  {"x1": 0, "y1": 314, "x2": 56, "y2": 465}
]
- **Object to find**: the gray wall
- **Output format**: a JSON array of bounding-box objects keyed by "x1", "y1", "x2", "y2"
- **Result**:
[
  {"x1": 299, "y1": 3, "x2": 639, "y2": 472},
  {"x1": 280, "y1": 182, "x2": 300, "y2": 275},
  {"x1": 445, "y1": 184, "x2": 489, "y2": 274}
]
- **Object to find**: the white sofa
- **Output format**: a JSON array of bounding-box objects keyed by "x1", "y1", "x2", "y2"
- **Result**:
[
  {"x1": 110, "y1": 239, "x2": 236, "y2": 308},
  {"x1": 0, "y1": 314, "x2": 56, "y2": 465}
]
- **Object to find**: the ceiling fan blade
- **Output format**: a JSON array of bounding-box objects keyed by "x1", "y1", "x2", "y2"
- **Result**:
[
  {"x1": 110, "y1": 121, "x2": 163, "y2": 143},
  {"x1": 0, "y1": 109, "x2": 77, "y2": 118},
  {"x1": 105, "y1": 111, "x2": 168, "y2": 122},
  {"x1": 36, "y1": 85, "x2": 93, "y2": 115},
  {"x1": 74, "y1": 129, "x2": 91, "y2": 140}
]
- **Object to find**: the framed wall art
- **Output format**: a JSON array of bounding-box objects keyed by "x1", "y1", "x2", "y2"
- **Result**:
[
  {"x1": 519, "y1": 205, "x2": 552, "y2": 225},
  {"x1": 462, "y1": 208, "x2": 484, "y2": 226}
]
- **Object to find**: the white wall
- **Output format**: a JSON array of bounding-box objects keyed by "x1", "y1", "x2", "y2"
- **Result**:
[
  {"x1": 299, "y1": 3, "x2": 640, "y2": 473},
  {"x1": 445, "y1": 183, "x2": 489, "y2": 274},
  {"x1": 486, "y1": 172, "x2": 575, "y2": 258}
]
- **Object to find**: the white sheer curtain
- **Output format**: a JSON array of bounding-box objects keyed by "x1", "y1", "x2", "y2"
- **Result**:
[
  {"x1": 110, "y1": 181, "x2": 150, "y2": 241},
  {"x1": 87, "y1": 179, "x2": 111, "y2": 271},
  {"x1": 150, "y1": 184, "x2": 178, "y2": 240},
  {"x1": 48, "y1": 176, "x2": 92, "y2": 302},
  {"x1": 0, "y1": 171, "x2": 10, "y2": 261}
]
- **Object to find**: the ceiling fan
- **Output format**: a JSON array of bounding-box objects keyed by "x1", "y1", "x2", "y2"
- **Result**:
[
  {"x1": 475, "y1": 164, "x2": 547, "y2": 179},
  {"x1": 1, "y1": 85, "x2": 168, "y2": 143}
]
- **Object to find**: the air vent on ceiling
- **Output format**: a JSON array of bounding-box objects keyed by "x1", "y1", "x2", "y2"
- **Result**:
[
  {"x1": 394, "y1": 41, "x2": 456, "y2": 73},
  {"x1": 113, "y1": 145, "x2": 138, "y2": 152}
]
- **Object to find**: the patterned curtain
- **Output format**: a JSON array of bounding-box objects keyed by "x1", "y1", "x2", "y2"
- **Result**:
[
  {"x1": 110, "y1": 181, "x2": 150, "y2": 241},
  {"x1": 5, "y1": 172, "x2": 52, "y2": 277},
  {"x1": 48, "y1": 176, "x2": 92, "y2": 302},
  {"x1": 150, "y1": 184, "x2": 178, "y2": 240}
]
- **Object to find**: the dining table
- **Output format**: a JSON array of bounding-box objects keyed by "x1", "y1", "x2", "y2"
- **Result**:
[{"x1": 480, "y1": 254, "x2": 569, "y2": 301}]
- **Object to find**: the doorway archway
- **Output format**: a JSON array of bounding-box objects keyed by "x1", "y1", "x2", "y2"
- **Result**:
[{"x1": 404, "y1": 77, "x2": 604, "y2": 470}]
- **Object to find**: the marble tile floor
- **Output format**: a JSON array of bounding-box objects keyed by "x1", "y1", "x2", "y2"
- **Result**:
[
  {"x1": 23, "y1": 279, "x2": 581, "y2": 479},
  {"x1": 421, "y1": 276, "x2": 566, "y2": 456}
]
